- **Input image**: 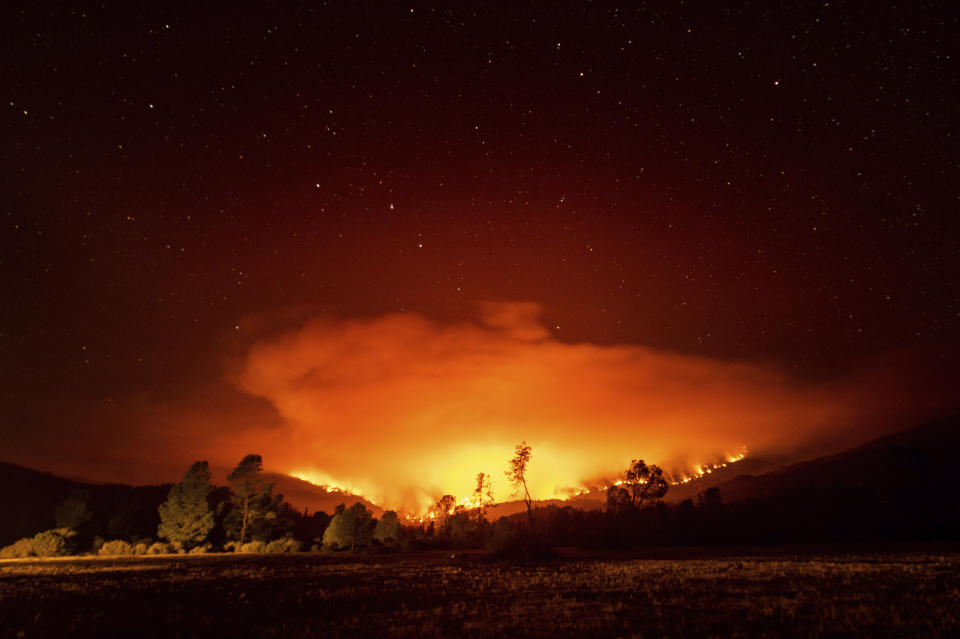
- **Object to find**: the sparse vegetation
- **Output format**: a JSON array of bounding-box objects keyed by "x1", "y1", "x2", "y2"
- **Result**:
[{"x1": 0, "y1": 549, "x2": 957, "y2": 637}]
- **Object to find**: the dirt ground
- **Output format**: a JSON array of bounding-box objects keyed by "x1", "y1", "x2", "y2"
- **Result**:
[{"x1": 2, "y1": 547, "x2": 958, "y2": 637}]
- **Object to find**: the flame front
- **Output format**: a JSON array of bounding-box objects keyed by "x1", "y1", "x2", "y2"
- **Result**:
[{"x1": 289, "y1": 446, "x2": 750, "y2": 515}]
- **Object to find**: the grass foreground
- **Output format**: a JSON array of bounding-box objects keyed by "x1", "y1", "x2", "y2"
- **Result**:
[{"x1": 2, "y1": 547, "x2": 959, "y2": 637}]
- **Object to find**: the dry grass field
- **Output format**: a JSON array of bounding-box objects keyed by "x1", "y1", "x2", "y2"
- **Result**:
[{"x1": 2, "y1": 549, "x2": 958, "y2": 637}]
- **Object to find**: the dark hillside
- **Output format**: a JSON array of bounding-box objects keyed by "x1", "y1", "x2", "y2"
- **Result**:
[{"x1": 0, "y1": 462, "x2": 169, "y2": 546}]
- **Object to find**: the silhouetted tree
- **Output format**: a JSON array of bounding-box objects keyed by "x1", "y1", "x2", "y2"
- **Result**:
[
  {"x1": 373, "y1": 510, "x2": 400, "y2": 544},
  {"x1": 55, "y1": 489, "x2": 93, "y2": 530},
  {"x1": 158, "y1": 462, "x2": 215, "y2": 548},
  {"x1": 227, "y1": 454, "x2": 272, "y2": 545},
  {"x1": 506, "y1": 441, "x2": 534, "y2": 526},
  {"x1": 605, "y1": 485, "x2": 632, "y2": 515},
  {"x1": 623, "y1": 459, "x2": 668, "y2": 510},
  {"x1": 472, "y1": 472, "x2": 495, "y2": 522},
  {"x1": 697, "y1": 487, "x2": 722, "y2": 509},
  {"x1": 293, "y1": 509, "x2": 331, "y2": 547}
]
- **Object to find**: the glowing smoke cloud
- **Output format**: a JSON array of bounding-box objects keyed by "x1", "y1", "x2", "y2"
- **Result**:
[{"x1": 231, "y1": 302, "x2": 908, "y2": 513}]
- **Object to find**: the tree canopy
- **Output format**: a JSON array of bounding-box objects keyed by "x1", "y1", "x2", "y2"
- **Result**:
[
  {"x1": 226, "y1": 454, "x2": 274, "y2": 545},
  {"x1": 158, "y1": 461, "x2": 215, "y2": 548},
  {"x1": 373, "y1": 510, "x2": 400, "y2": 544},
  {"x1": 622, "y1": 459, "x2": 668, "y2": 510},
  {"x1": 322, "y1": 502, "x2": 374, "y2": 550}
]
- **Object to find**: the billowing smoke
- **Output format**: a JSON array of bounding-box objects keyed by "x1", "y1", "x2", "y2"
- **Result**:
[{"x1": 228, "y1": 302, "x2": 941, "y2": 513}]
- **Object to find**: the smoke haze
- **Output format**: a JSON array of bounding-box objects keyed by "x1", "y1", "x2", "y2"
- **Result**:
[{"x1": 227, "y1": 303, "x2": 948, "y2": 512}]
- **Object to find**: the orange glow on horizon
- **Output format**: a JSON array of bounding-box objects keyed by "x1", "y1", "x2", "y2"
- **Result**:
[
  {"x1": 225, "y1": 303, "x2": 936, "y2": 514},
  {"x1": 290, "y1": 447, "x2": 751, "y2": 514}
]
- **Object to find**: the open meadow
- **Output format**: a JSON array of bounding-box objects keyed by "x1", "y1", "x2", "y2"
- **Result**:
[{"x1": 2, "y1": 548, "x2": 959, "y2": 638}]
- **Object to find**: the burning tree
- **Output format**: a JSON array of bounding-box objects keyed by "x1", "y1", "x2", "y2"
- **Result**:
[
  {"x1": 622, "y1": 459, "x2": 668, "y2": 510},
  {"x1": 506, "y1": 441, "x2": 534, "y2": 526}
]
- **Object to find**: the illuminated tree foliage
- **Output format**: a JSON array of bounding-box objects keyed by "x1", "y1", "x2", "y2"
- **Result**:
[
  {"x1": 373, "y1": 510, "x2": 400, "y2": 544},
  {"x1": 622, "y1": 459, "x2": 668, "y2": 510},
  {"x1": 0, "y1": 528, "x2": 76, "y2": 558},
  {"x1": 322, "y1": 502, "x2": 374, "y2": 550},
  {"x1": 506, "y1": 441, "x2": 534, "y2": 526},
  {"x1": 227, "y1": 454, "x2": 272, "y2": 545},
  {"x1": 157, "y1": 461, "x2": 215, "y2": 548}
]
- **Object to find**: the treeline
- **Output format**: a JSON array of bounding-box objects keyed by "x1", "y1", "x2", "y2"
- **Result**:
[
  {"x1": 4, "y1": 435, "x2": 958, "y2": 559},
  {"x1": 0, "y1": 445, "x2": 672, "y2": 558}
]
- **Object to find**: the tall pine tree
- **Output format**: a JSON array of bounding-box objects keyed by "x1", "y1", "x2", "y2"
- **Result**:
[
  {"x1": 158, "y1": 461, "x2": 215, "y2": 548},
  {"x1": 227, "y1": 454, "x2": 270, "y2": 545}
]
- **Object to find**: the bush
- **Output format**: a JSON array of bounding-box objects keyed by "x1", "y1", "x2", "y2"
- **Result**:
[
  {"x1": 0, "y1": 538, "x2": 36, "y2": 559},
  {"x1": 98, "y1": 540, "x2": 135, "y2": 556},
  {"x1": 31, "y1": 530, "x2": 70, "y2": 557},
  {"x1": 133, "y1": 543, "x2": 149, "y2": 555},
  {"x1": 237, "y1": 541, "x2": 267, "y2": 553},
  {"x1": 0, "y1": 529, "x2": 75, "y2": 559},
  {"x1": 188, "y1": 544, "x2": 209, "y2": 555},
  {"x1": 265, "y1": 537, "x2": 302, "y2": 553},
  {"x1": 147, "y1": 542, "x2": 171, "y2": 555}
]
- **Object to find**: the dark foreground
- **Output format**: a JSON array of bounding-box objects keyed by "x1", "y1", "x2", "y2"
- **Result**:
[{"x1": 2, "y1": 548, "x2": 959, "y2": 638}]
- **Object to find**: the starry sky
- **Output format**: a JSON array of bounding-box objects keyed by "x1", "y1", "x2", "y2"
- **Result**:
[{"x1": 2, "y1": 2, "x2": 958, "y2": 497}]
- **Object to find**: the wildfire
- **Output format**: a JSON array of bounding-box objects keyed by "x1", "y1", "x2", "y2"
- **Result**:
[
  {"x1": 671, "y1": 446, "x2": 749, "y2": 485},
  {"x1": 289, "y1": 468, "x2": 372, "y2": 497},
  {"x1": 286, "y1": 445, "x2": 750, "y2": 520}
]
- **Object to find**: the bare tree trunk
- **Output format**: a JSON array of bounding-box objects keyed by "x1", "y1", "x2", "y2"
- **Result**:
[
  {"x1": 522, "y1": 478, "x2": 533, "y2": 528},
  {"x1": 239, "y1": 496, "x2": 249, "y2": 545}
]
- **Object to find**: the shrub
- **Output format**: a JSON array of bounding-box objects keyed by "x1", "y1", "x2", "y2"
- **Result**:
[
  {"x1": 0, "y1": 529, "x2": 75, "y2": 559},
  {"x1": 265, "y1": 537, "x2": 302, "y2": 553},
  {"x1": 147, "y1": 542, "x2": 171, "y2": 555},
  {"x1": 237, "y1": 541, "x2": 267, "y2": 553},
  {"x1": 133, "y1": 543, "x2": 149, "y2": 555},
  {"x1": 98, "y1": 540, "x2": 135, "y2": 556},
  {"x1": 31, "y1": 530, "x2": 70, "y2": 557},
  {"x1": 0, "y1": 538, "x2": 36, "y2": 559}
]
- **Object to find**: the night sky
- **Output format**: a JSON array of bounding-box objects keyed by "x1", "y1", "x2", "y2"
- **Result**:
[{"x1": 3, "y1": 2, "x2": 958, "y2": 505}]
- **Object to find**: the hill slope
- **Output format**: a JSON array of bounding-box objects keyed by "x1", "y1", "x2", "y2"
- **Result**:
[
  {"x1": 0, "y1": 463, "x2": 381, "y2": 547},
  {"x1": 260, "y1": 472, "x2": 382, "y2": 517},
  {"x1": 0, "y1": 462, "x2": 170, "y2": 547},
  {"x1": 712, "y1": 416, "x2": 960, "y2": 505}
]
